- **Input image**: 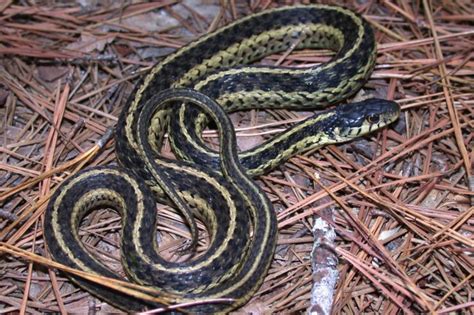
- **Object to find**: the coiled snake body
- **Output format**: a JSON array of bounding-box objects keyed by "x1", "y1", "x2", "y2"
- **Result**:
[{"x1": 44, "y1": 5, "x2": 400, "y2": 313}]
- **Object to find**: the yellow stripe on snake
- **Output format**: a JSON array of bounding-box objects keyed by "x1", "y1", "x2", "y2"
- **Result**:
[{"x1": 44, "y1": 5, "x2": 399, "y2": 313}]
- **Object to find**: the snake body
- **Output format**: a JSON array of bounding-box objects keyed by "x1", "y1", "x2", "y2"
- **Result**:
[{"x1": 44, "y1": 5, "x2": 400, "y2": 313}]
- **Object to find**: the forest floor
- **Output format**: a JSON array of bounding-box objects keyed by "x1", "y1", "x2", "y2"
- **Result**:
[{"x1": 0, "y1": 1, "x2": 472, "y2": 314}]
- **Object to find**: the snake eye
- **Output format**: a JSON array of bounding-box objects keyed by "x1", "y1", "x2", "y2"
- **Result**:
[{"x1": 367, "y1": 114, "x2": 380, "y2": 124}]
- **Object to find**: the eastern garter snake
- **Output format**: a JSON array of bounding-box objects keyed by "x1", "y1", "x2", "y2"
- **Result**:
[{"x1": 44, "y1": 4, "x2": 400, "y2": 313}]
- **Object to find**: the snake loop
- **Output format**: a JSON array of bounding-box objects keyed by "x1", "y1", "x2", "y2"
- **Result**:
[{"x1": 45, "y1": 5, "x2": 399, "y2": 313}]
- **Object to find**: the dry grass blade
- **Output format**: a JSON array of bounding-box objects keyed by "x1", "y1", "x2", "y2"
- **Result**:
[
  {"x1": 312, "y1": 174, "x2": 434, "y2": 312},
  {"x1": 336, "y1": 248, "x2": 415, "y2": 314},
  {"x1": 0, "y1": 242, "x2": 178, "y2": 305},
  {"x1": 422, "y1": 0, "x2": 471, "y2": 178}
]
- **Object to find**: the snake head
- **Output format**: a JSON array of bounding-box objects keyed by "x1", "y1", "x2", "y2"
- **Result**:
[{"x1": 330, "y1": 98, "x2": 400, "y2": 141}]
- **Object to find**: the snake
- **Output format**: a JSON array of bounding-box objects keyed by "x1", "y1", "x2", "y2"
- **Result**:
[{"x1": 44, "y1": 4, "x2": 400, "y2": 314}]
